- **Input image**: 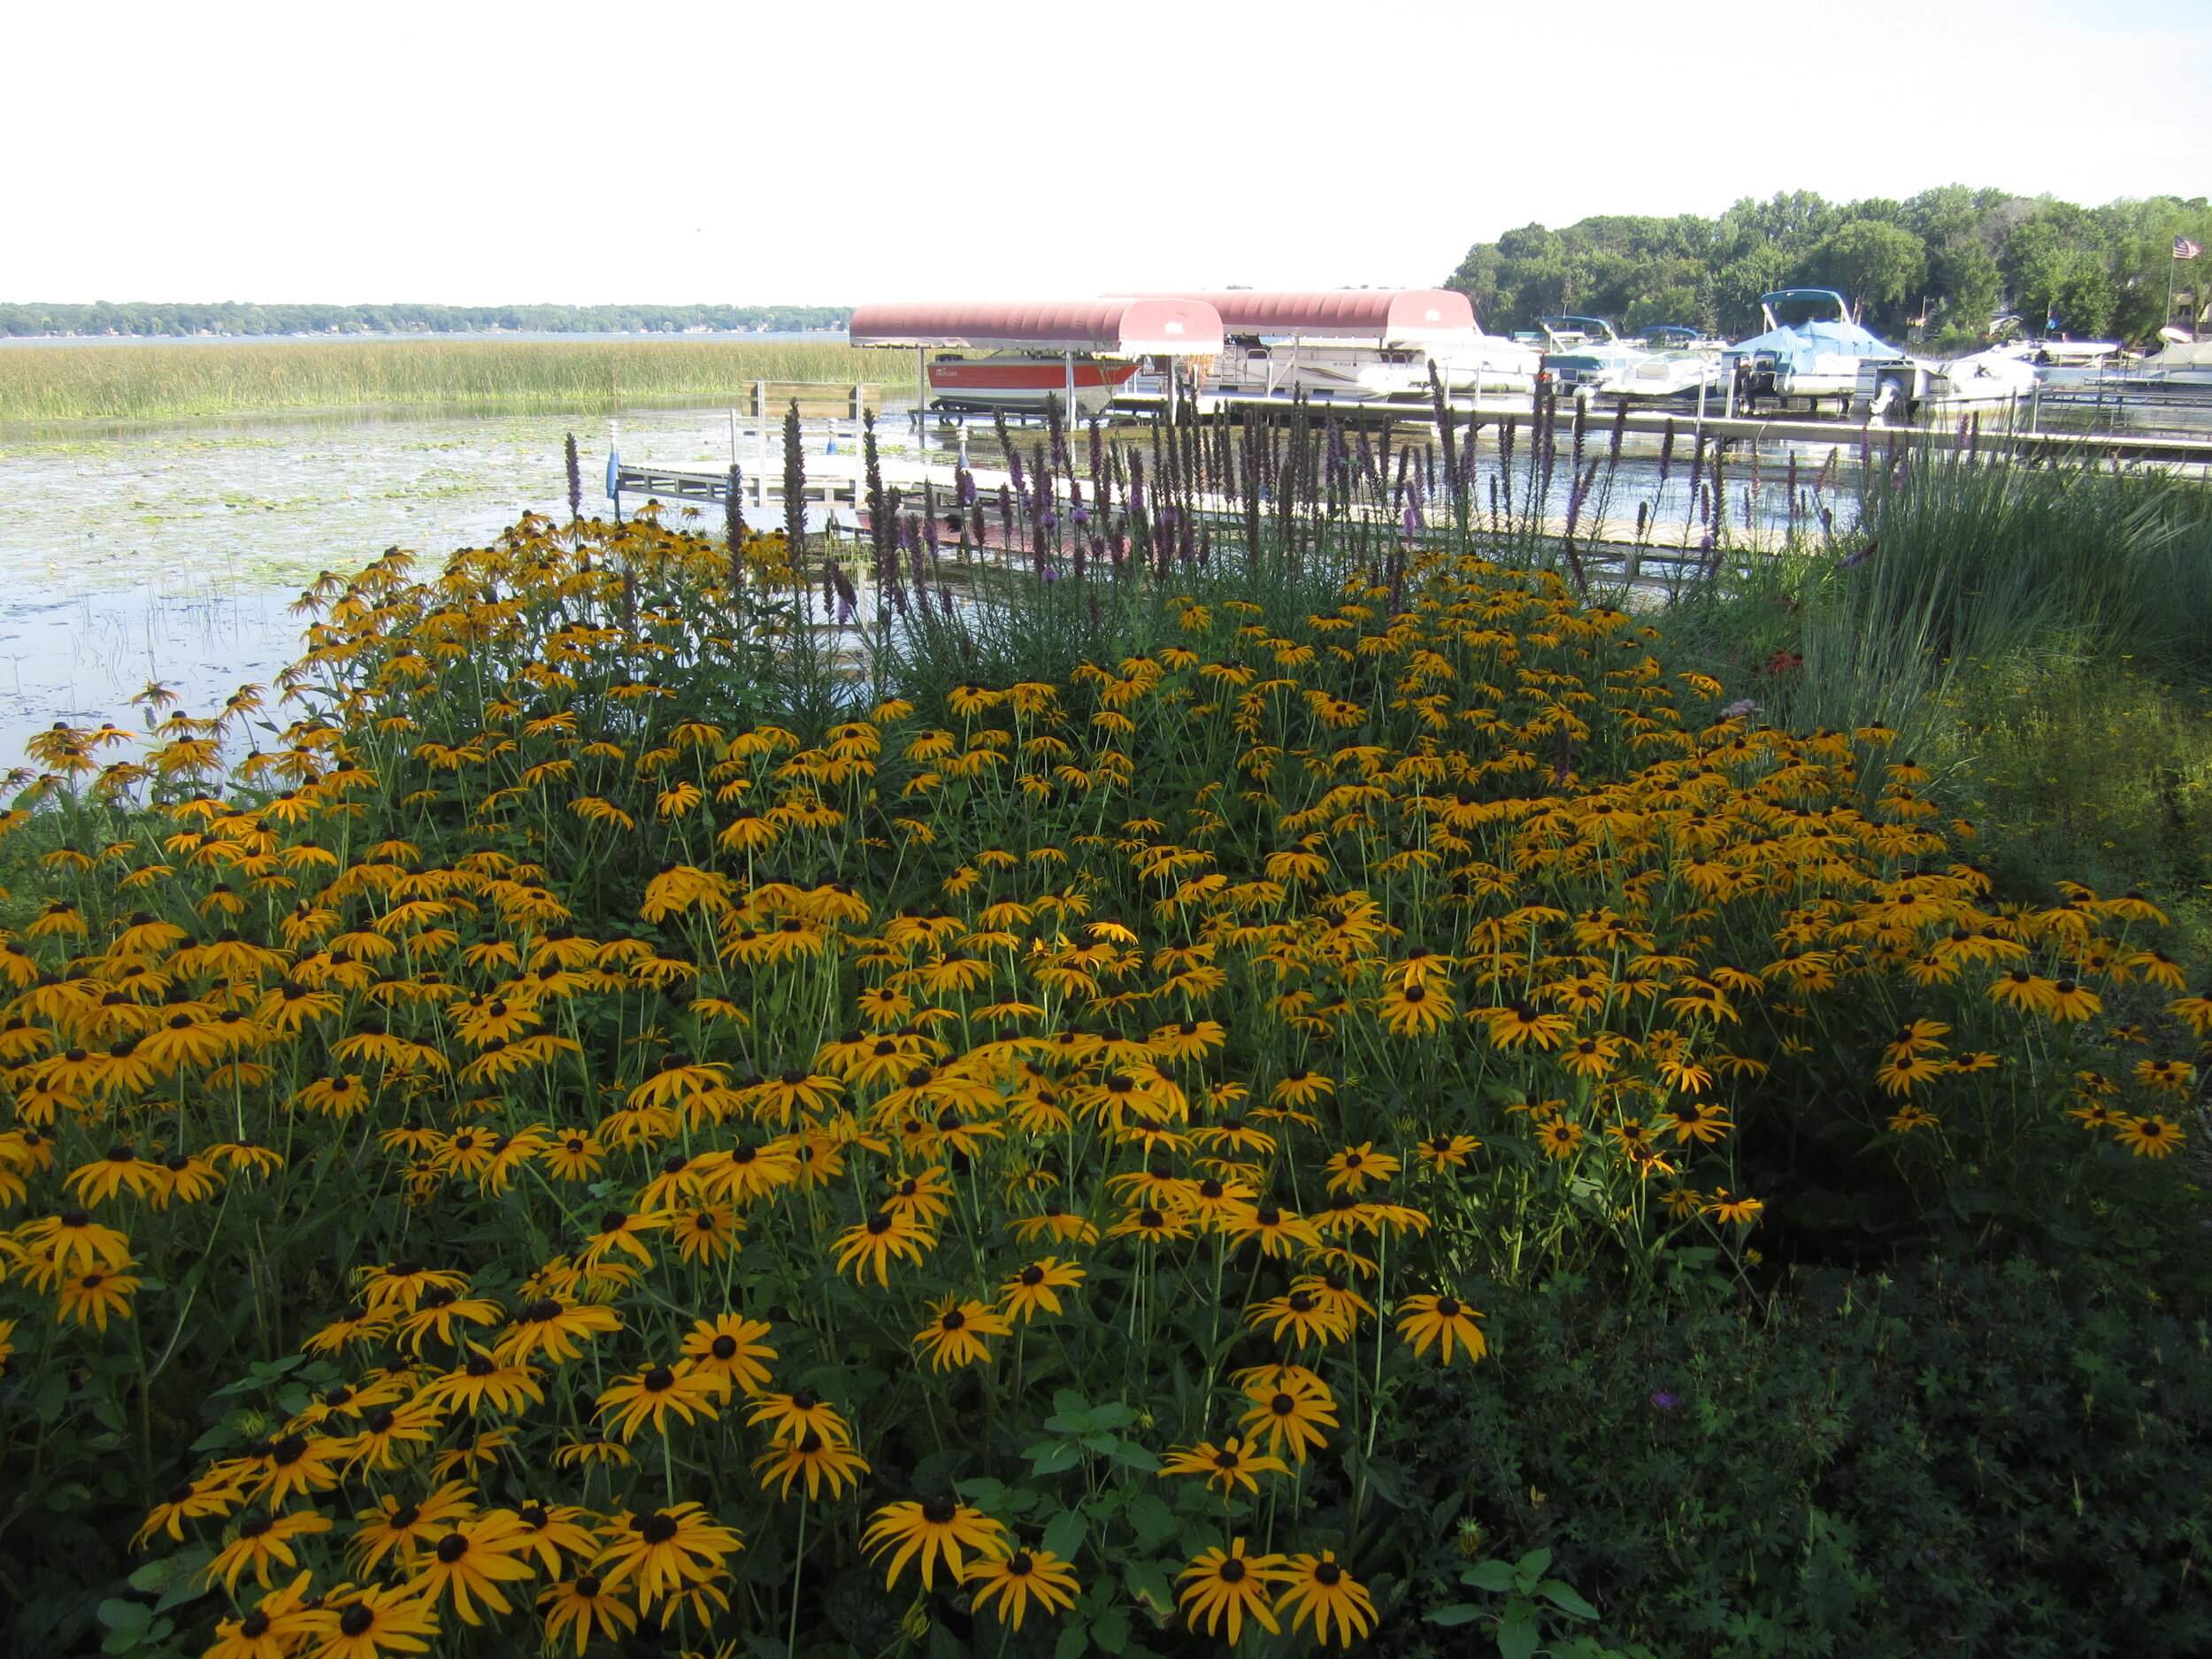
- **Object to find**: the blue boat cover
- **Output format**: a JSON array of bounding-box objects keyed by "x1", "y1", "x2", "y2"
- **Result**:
[{"x1": 1725, "y1": 317, "x2": 1901, "y2": 367}]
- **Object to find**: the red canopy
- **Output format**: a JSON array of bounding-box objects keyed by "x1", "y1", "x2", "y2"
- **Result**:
[
  {"x1": 848, "y1": 298, "x2": 1223, "y2": 356},
  {"x1": 1131, "y1": 289, "x2": 1476, "y2": 343}
]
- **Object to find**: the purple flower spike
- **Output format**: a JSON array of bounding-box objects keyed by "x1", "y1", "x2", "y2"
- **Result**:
[{"x1": 1651, "y1": 1391, "x2": 1680, "y2": 1409}]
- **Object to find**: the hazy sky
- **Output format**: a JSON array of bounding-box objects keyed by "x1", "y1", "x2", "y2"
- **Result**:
[{"x1": 6, "y1": 0, "x2": 2206, "y2": 308}]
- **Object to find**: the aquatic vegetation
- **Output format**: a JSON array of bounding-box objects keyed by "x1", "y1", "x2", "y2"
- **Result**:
[
  {"x1": 0, "y1": 503, "x2": 2200, "y2": 1655},
  {"x1": 0, "y1": 340, "x2": 902, "y2": 425}
]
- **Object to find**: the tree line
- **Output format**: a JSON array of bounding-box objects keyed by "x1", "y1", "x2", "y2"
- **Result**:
[
  {"x1": 0, "y1": 302, "x2": 853, "y2": 338},
  {"x1": 1446, "y1": 187, "x2": 2212, "y2": 345}
]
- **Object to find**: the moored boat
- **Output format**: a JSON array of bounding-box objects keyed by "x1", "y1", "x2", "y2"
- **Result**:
[{"x1": 926, "y1": 354, "x2": 1136, "y2": 417}]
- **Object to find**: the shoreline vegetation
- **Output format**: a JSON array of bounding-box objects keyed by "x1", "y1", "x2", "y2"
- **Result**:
[
  {"x1": 0, "y1": 411, "x2": 2206, "y2": 1656},
  {"x1": 0, "y1": 338, "x2": 906, "y2": 425},
  {"x1": 1449, "y1": 186, "x2": 2212, "y2": 347}
]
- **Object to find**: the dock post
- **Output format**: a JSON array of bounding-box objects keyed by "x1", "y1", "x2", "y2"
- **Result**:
[
  {"x1": 754, "y1": 380, "x2": 768, "y2": 418},
  {"x1": 851, "y1": 383, "x2": 864, "y2": 419}
]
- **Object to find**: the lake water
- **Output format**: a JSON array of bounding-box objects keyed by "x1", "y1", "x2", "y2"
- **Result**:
[
  {"x1": 7, "y1": 386, "x2": 2197, "y2": 779},
  {"x1": 0, "y1": 403, "x2": 884, "y2": 770}
]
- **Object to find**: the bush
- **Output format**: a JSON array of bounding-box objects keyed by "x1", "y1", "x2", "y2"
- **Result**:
[{"x1": 1401, "y1": 1257, "x2": 2212, "y2": 1659}]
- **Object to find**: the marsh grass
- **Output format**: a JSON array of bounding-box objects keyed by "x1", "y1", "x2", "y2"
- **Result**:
[
  {"x1": 0, "y1": 338, "x2": 908, "y2": 423},
  {"x1": 1942, "y1": 663, "x2": 2212, "y2": 957},
  {"x1": 1663, "y1": 444, "x2": 2212, "y2": 736}
]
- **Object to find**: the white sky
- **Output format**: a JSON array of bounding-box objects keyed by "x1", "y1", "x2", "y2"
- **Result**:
[{"x1": 4, "y1": 0, "x2": 2206, "y2": 308}]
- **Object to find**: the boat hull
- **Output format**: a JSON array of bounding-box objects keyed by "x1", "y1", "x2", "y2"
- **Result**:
[{"x1": 927, "y1": 357, "x2": 1135, "y2": 416}]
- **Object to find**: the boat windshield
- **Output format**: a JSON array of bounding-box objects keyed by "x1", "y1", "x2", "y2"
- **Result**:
[
  {"x1": 1761, "y1": 290, "x2": 1853, "y2": 329},
  {"x1": 1541, "y1": 316, "x2": 1617, "y2": 345}
]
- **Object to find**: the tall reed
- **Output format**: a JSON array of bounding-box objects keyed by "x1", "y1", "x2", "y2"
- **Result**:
[{"x1": 0, "y1": 339, "x2": 908, "y2": 423}]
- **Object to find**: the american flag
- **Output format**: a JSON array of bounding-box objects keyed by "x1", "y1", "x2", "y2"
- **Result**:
[{"x1": 2177, "y1": 236, "x2": 2204, "y2": 259}]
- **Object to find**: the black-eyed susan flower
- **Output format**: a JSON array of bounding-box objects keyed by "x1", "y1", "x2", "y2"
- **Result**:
[
  {"x1": 1158, "y1": 1436, "x2": 1288, "y2": 1494},
  {"x1": 1704, "y1": 1189, "x2": 1765, "y2": 1225},
  {"x1": 1379, "y1": 979, "x2": 1454, "y2": 1037},
  {"x1": 352, "y1": 1482, "x2": 477, "y2": 1573},
  {"x1": 1006, "y1": 1202, "x2": 1099, "y2": 1245},
  {"x1": 1415, "y1": 1132, "x2": 1479, "y2": 1171},
  {"x1": 134, "y1": 1471, "x2": 243, "y2": 1548},
  {"x1": 1221, "y1": 1201, "x2": 1321, "y2": 1258},
  {"x1": 315, "y1": 1583, "x2": 441, "y2": 1659},
  {"x1": 862, "y1": 1497, "x2": 1006, "y2": 1591},
  {"x1": 536, "y1": 1574, "x2": 634, "y2": 1656},
  {"x1": 999, "y1": 1257, "x2": 1085, "y2": 1322},
  {"x1": 590, "y1": 1502, "x2": 743, "y2": 1615},
  {"x1": 833, "y1": 1208, "x2": 933, "y2": 1284},
  {"x1": 1274, "y1": 1550, "x2": 1377, "y2": 1645},
  {"x1": 339, "y1": 1402, "x2": 443, "y2": 1474},
  {"x1": 1323, "y1": 1142, "x2": 1401, "y2": 1195},
  {"x1": 417, "y1": 1348, "x2": 544, "y2": 1416},
  {"x1": 204, "y1": 1510, "x2": 333, "y2": 1594},
  {"x1": 680, "y1": 1314, "x2": 776, "y2": 1398},
  {"x1": 594, "y1": 1363, "x2": 720, "y2": 1440},
  {"x1": 754, "y1": 1428, "x2": 872, "y2": 1500},
  {"x1": 1987, "y1": 970, "x2": 2058, "y2": 1015},
  {"x1": 19, "y1": 1209, "x2": 133, "y2": 1275},
  {"x1": 964, "y1": 1547, "x2": 1079, "y2": 1630},
  {"x1": 1396, "y1": 1293, "x2": 1488, "y2": 1363},
  {"x1": 199, "y1": 1570, "x2": 326, "y2": 1659},
  {"x1": 1106, "y1": 1204, "x2": 1193, "y2": 1245},
  {"x1": 405, "y1": 1510, "x2": 537, "y2": 1625},
  {"x1": 1238, "y1": 1371, "x2": 1337, "y2": 1463},
  {"x1": 56, "y1": 1267, "x2": 141, "y2": 1330},
  {"x1": 1480, "y1": 1000, "x2": 1575, "y2": 1049},
  {"x1": 550, "y1": 1430, "x2": 631, "y2": 1471},
  {"x1": 2115, "y1": 1114, "x2": 2185, "y2": 1158},
  {"x1": 913, "y1": 1296, "x2": 1012, "y2": 1371},
  {"x1": 494, "y1": 1297, "x2": 621, "y2": 1367},
  {"x1": 1177, "y1": 1539, "x2": 1290, "y2": 1643}
]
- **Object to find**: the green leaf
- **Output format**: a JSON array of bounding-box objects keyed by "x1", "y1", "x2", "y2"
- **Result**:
[
  {"x1": 1538, "y1": 1579, "x2": 1599, "y2": 1619},
  {"x1": 1498, "y1": 1605, "x2": 1541, "y2": 1659},
  {"x1": 1042, "y1": 1509, "x2": 1087, "y2": 1561},
  {"x1": 1461, "y1": 1559, "x2": 1517, "y2": 1593},
  {"x1": 1025, "y1": 1440, "x2": 1084, "y2": 1475},
  {"x1": 1124, "y1": 1493, "x2": 1177, "y2": 1548},
  {"x1": 1053, "y1": 1626, "x2": 1089, "y2": 1659},
  {"x1": 153, "y1": 1553, "x2": 214, "y2": 1614},
  {"x1": 1517, "y1": 1548, "x2": 1555, "y2": 1581},
  {"x1": 1426, "y1": 1602, "x2": 1486, "y2": 1627},
  {"x1": 1092, "y1": 1609, "x2": 1131, "y2": 1654},
  {"x1": 96, "y1": 1601, "x2": 150, "y2": 1636},
  {"x1": 1123, "y1": 1559, "x2": 1174, "y2": 1617}
]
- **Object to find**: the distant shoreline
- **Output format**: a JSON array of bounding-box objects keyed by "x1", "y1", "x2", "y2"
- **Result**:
[
  {"x1": 0, "y1": 302, "x2": 856, "y2": 341},
  {"x1": 0, "y1": 329, "x2": 850, "y2": 348}
]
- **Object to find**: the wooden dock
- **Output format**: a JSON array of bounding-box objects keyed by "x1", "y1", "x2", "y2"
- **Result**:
[{"x1": 1105, "y1": 389, "x2": 2212, "y2": 467}]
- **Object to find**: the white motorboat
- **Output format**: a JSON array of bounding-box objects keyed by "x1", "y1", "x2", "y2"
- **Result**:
[
  {"x1": 1209, "y1": 339, "x2": 1429, "y2": 401},
  {"x1": 1724, "y1": 290, "x2": 1890, "y2": 403},
  {"x1": 1538, "y1": 316, "x2": 1648, "y2": 396},
  {"x1": 1429, "y1": 332, "x2": 1541, "y2": 397},
  {"x1": 1597, "y1": 325, "x2": 1725, "y2": 400},
  {"x1": 1865, "y1": 344, "x2": 2038, "y2": 417},
  {"x1": 1132, "y1": 289, "x2": 1530, "y2": 403}
]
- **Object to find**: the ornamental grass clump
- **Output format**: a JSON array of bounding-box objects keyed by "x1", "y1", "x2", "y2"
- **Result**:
[{"x1": 0, "y1": 506, "x2": 2200, "y2": 1656}]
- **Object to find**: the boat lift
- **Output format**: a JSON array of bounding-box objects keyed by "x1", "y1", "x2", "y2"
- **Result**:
[{"x1": 847, "y1": 298, "x2": 1225, "y2": 426}]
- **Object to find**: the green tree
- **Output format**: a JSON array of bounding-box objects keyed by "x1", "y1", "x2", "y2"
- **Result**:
[{"x1": 1806, "y1": 221, "x2": 1929, "y2": 327}]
